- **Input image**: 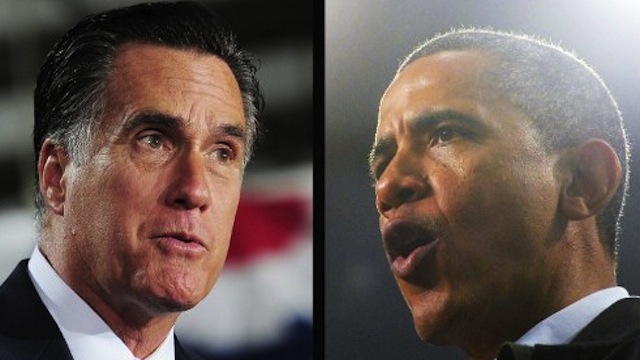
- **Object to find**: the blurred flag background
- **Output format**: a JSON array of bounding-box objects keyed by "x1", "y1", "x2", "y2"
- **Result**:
[
  {"x1": 0, "y1": 0, "x2": 313, "y2": 359},
  {"x1": 180, "y1": 164, "x2": 312, "y2": 359}
]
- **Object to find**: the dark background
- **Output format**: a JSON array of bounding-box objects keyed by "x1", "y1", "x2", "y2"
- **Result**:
[{"x1": 326, "y1": 1, "x2": 640, "y2": 359}]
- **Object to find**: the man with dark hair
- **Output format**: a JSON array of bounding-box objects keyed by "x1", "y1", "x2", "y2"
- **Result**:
[
  {"x1": 369, "y1": 28, "x2": 638, "y2": 360},
  {"x1": 0, "y1": 2, "x2": 262, "y2": 359}
]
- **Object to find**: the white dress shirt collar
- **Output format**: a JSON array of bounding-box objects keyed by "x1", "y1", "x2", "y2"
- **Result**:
[
  {"x1": 27, "y1": 246, "x2": 175, "y2": 360},
  {"x1": 516, "y1": 286, "x2": 630, "y2": 346}
]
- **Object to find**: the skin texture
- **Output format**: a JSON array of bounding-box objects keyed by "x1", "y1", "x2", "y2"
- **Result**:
[
  {"x1": 371, "y1": 50, "x2": 617, "y2": 360},
  {"x1": 38, "y1": 43, "x2": 246, "y2": 357}
]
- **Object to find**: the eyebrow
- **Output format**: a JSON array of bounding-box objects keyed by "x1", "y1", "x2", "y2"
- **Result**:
[
  {"x1": 219, "y1": 124, "x2": 247, "y2": 142},
  {"x1": 368, "y1": 110, "x2": 483, "y2": 176},
  {"x1": 411, "y1": 109, "x2": 482, "y2": 132},
  {"x1": 121, "y1": 111, "x2": 183, "y2": 135},
  {"x1": 121, "y1": 111, "x2": 247, "y2": 143},
  {"x1": 368, "y1": 137, "x2": 395, "y2": 173}
]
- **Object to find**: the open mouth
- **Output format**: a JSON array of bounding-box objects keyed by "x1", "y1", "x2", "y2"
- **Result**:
[{"x1": 382, "y1": 218, "x2": 439, "y2": 280}]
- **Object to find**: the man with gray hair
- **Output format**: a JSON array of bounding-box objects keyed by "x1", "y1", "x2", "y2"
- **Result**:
[
  {"x1": 0, "y1": 2, "x2": 262, "y2": 359},
  {"x1": 369, "y1": 28, "x2": 638, "y2": 359}
]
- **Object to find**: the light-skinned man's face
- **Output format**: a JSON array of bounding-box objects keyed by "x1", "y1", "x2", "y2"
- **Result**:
[
  {"x1": 57, "y1": 43, "x2": 246, "y2": 317},
  {"x1": 371, "y1": 50, "x2": 566, "y2": 351}
]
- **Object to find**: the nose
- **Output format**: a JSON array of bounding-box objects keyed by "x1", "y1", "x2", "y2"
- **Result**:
[
  {"x1": 375, "y1": 154, "x2": 430, "y2": 217},
  {"x1": 165, "y1": 150, "x2": 211, "y2": 211}
]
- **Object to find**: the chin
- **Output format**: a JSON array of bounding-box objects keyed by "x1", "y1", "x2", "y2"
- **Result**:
[
  {"x1": 408, "y1": 294, "x2": 454, "y2": 345},
  {"x1": 144, "y1": 286, "x2": 208, "y2": 313},
  {"x1": 413, "y1": 317, "x2": 437, "y2": 342},
  {"x1": 155, "y1": 296, "x2": 200, "y2": 312},
  {"x1": 414, "y1": 319, "x2": 454, "y2": 347},
  {"x1": 147, "y1": 276, "x2": 214, "y2": 313},
  {"x1": 411, "y1": 300, "x2": 472, "y2": 349}
]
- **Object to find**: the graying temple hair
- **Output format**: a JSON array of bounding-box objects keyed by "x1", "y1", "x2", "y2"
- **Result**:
[
  {"x1": 33, "y1": 2, "x2": 263, "y2": 228},
  {"x1": 399, "y1": 28, "x2": 630, "y2": 260}
]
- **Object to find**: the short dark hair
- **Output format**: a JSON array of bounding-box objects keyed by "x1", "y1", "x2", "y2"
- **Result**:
[
  {"x1": 33, "y1": 1, "x2": 263, "y2": 224},
  {"x1": 400, "y1": 28, "x2": 630, "y2": 259}
]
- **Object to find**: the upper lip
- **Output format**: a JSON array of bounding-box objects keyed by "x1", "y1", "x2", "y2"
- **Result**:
[
  {"x1": 381, "y1": 217, "x2": 438, "y2": 262},
  {"x1": 153, "y1": 231, "x2": 207, "y2": 250}
]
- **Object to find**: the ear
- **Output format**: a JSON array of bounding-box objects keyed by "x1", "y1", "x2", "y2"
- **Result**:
[
  {"x1": 38, "y1": 139, "x2": 71, "y2": 216},
  {"x1": 560, "y1": 139, "x2": 622, "y2": 220}
]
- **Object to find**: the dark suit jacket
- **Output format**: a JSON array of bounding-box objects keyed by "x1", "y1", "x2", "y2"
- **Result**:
[
  {"x1": 498, "y1": 296, "x2": 640, "y2": 360},
  {"x1": 0, "y1": 260, "x2": 202, "y2": 360}
]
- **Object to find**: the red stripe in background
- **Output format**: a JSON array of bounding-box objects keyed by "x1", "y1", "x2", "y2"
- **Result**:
[{"x1": 225, "y1": 195, "x2": 310, "y2": 265}]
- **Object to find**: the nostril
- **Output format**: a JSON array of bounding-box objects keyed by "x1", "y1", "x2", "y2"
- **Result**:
[
  {"x1": 376, "y1": 179, "x2": 428, "y2": 216},
  {"x1": 397, "y1": 187, "x2": 415, "y2": 203},
  {"x1": 376, "y1": 197, "x2": 390, "y2": 215},
  {"x1": 375, "y1": 161, "x2": 429, "y2": 214},
  {"x1": 377, "y1": 188, "x2": 414, "y2": 215},
  {"x1": 174, "y1": 198, "x2": 188, "y2": 206}
]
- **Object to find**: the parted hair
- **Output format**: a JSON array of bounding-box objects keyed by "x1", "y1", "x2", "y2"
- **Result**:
[{"x1": 33, "y1": 1, "x2": 263, "y2": 225}]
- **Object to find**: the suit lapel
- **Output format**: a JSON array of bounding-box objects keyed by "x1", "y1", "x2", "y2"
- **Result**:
[
  {"x1": 1, "y1": 259, "x2": 202, "y2": 360},
  {"x1": 571, "y1": 297, "x2": 640, "y2": 343},
  {"x1": 0, "y1": 259, "x2": 73, "y2": 359}
]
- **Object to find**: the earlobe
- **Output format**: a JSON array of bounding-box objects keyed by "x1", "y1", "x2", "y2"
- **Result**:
[
  {"x1": 38, "y1": 139, "x2": 70, "y2": 216},
  {"x1": 560, "y1": 139, "x2": 622, "y2": 220}
]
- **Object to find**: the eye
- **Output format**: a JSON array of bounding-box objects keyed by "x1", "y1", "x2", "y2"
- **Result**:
[
  {"x1": 141, "y1": 134, "x2": 163, "y2": 149},
  {"x1": 211, "y1": 146, "x2": 235, "y2": 163},
  {"x1": 435, "y1": 128, "x2": 456, "y2": 143},
  {"x1": 135, "y1": 131, "x2": 173, "y2": 154},
  {"x1": 433, "y1": 127, "x2": 466, "y2": 145}
]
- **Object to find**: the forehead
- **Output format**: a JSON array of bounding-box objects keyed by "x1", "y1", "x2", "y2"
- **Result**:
[
  {"x1": 378, "y1": 50, "x2": 498, "y2": 131},
  {"x1": 102, "y1": 42, "x2": 245, "y2": 130},
  {"x1": 375, "y1": 50, "x2": 546, "y2": 151}
]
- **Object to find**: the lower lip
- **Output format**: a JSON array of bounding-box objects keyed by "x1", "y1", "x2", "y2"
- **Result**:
[
  {"x1": 154, "y1": 237, "x2": 206, "y2": 256},
  {"x1": 391, "y1": 239, "x2": 438, "y2": 279}
]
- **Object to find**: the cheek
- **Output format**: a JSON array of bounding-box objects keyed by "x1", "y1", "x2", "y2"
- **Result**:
[
  {"x1": 441, "y1": 156, "x2": 558, "y2": 265},
  {"x1": 438, "y1": 154, "x2": 525, "y2": 223},
  {"x1": 70, "y1": 161, "x2": 156, "y2": 244},
  {"x1": 96, "y1": 169, "x2": 155, "y2": 232},
  {"x1": 61, "y1": 164, "x2": 140, "y2": 280}
]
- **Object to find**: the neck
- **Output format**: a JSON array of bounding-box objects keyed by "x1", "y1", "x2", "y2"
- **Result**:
[
  {"x1": 85, "y1": 293, "x2": 179, "y2": 358},
  {"x1": 40, "y1": 226, "x2": 179, "y2": 358},
  {"x1": 461, "y1": 221, "x2": 616, "y2": 360},
  {"x1": 69, "y1": 262, "x2": 179, "y2": 358}
]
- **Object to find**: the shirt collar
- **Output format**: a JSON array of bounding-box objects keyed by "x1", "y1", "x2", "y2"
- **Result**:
[
  {"x1": 27, "y1": 246, "x2": 175, "y2": 360},
  {"x1": 516, "y1": 286, "x2": 630, "y2": 346}
]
